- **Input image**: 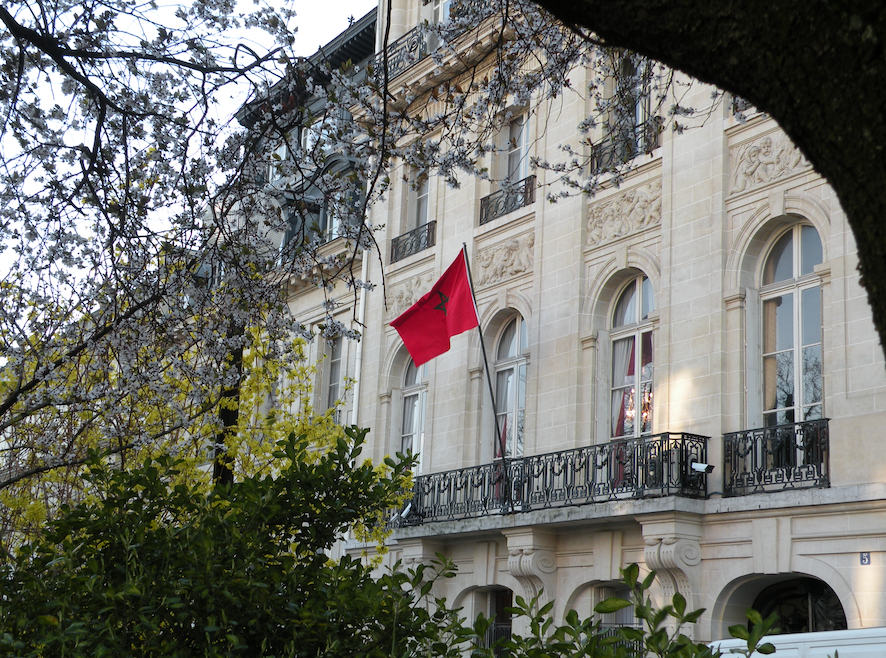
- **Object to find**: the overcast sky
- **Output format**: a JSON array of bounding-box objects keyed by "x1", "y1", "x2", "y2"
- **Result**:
[{"x1": 290, "y1": 0, "x2": 378, "y2": 57}]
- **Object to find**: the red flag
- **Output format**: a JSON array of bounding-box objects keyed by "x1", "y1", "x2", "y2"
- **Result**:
[{"x1": 391, "y1": 250, "x2": 479, "y2": 366}]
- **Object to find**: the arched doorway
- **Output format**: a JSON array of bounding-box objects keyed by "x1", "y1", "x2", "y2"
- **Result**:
[{"x1": 753, "y1": 577, "x2": 847, "y2": 633}]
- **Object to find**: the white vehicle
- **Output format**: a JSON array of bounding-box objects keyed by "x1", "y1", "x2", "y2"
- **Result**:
[{"x1": 711, "y1": 627, "x2": 886, "y2": 657}]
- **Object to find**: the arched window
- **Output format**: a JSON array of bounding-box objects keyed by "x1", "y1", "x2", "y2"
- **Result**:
[
  {"x1": 761, "y1": 225, "x2": 823, "y2": 427},
  {"x1": 610, "y1": 275, "x2": 655, "y2": 440},
  {"x1": 400, "y1": 358, "x2": 427, "y2": 473},
  {"x1": 494, "y1": 315, "x2": 528, "y2": 458}
]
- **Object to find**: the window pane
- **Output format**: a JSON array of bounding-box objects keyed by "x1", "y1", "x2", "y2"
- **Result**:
[
  {"x1": 613, "y1": 281, "x2": 637, "y2": 328},
  {"x1": 800, "y1": 225, "x2": 823, "y2": 276},
  {"x1": 763, "y1": 352, "x2": 794, "y2": 412},
  {"x1": 639, "y1": 381, "x2": 653, "y2": 434},
  {"x1": 802, "y1": 345, "x2": 822, "y2": 405},
  {"x1": 801, "y1": 286, "x2": 821, "y2": 346},
  {"x1": 763, "y1": 231, "x2": 793, "y2": 285},
  {"x1": 611, "y1": 336, "x2": 635, "y2": 386},
  {"x1": 401, "y1": 394, "x2": 417, "y2": 454},
  {"x1": 803, "y1": 404, "x2": 822, "y2": 421},
  {"x1": 404, "y1": 359, "x2": 419, "y2": 387},
  {"x1": 611, "y1": 387, "x2": 634, "y2": 438},
  {"x1": 763, "y1": 294, "x2": 794, "y2": 353},
  {"x1": 496, "y1": 368, "x2": 514, "y2": 412},
  {"x1": 641, "y1": 276, "x2": 655, "y2": 320},
  {"x1": 640, "y1": 330, "x2": 653, "y2": 376},
  {"x1": 520, "y1": 316, "x2": 528, "y2": 354},
  {"x1": 497, "y1": 318, "x2": 518, "y2": 360}
]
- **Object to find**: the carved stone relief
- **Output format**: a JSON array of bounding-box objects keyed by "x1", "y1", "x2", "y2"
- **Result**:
[
  {"x1": 730, "y1": 132, "x2": 809, "y2": 195},
  {"x1": 475, "y1": 232, "x2": 535, "y2": 287},
  {"x1": 385, "y1": 271, "x2": 435, "y2": 321},
  {"x1": 586, "y1": 178, "x2": 662, "y2": 247}
]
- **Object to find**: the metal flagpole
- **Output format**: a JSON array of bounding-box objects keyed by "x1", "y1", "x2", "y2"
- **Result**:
[{"x1": 461, "y1": 243, "x2": 512, "y2": 514}]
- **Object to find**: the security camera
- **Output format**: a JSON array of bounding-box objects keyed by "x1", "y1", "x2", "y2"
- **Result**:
[{"x1": 690, "y1": 462, "x2": 714, "y2": 474}]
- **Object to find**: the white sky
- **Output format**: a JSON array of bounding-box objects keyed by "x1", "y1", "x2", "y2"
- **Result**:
[{"x1": 290, "y1": 0, "x2": 379, "y2": 57}]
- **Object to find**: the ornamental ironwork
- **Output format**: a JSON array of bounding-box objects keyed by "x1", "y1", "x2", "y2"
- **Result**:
[
  {"x1": 723, "y1": 419, "x2": 829, "y2": 496},
  {"x1": 391, "y1": 220, "x2": 436, "y2": 263},
  {"x1": 479, "y1": 175, "x2": 536, "y2": 225},
  {"x1": 369, "y1": 26, "x2": 428, "y2": 82},
  {"x1": 393, "y1": 432, "x2": 708, "y2": 526},
  {"x1": 589, "y1": 121, "x2": 661, "y2": 175}
]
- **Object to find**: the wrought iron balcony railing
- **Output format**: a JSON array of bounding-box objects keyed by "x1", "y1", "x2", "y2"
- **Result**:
[
  {"x1": 370, "y1": 26, "x2": 428, "y2": 82},
  {"x1": 724, "y1": 419, "x2": 829, "y2": 496},
  {"x1": 394, "y1": 432, "x2": 708, "y2": 527},
  {"x1": 369, "y1": 1, "x2": 494, "y2": 83},
  {"x1": 479, "y1": 175, "x2": 536, "y2": 225},
  {"x1": 391, "y1": 220, "x2": 436, "y2": 263},
  {"x1": 590, "y1": 120, "x2": 662, "y2": 175}
]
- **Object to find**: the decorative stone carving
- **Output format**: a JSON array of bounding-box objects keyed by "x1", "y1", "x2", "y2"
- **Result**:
[
  {"x1": 475, "y1": 232, "x2": 535, "y2": 287},
  {"x1": 587, "y1": 178, "x2": 662, "y2": 247},
  {"x1": 644, "y1": 537, "x2": 701, "y2": 603},
  {"x1": 508, "y1": 548, "x2": 557, "y2": 604},
  {"x1": 730, "y1": 132, "x2": 809, "y2": 195},
  {"x1": 385, "y1": 271, "x2": 435, "y2": 321}
]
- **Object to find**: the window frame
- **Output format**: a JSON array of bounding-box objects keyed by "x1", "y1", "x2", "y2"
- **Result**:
[
  {"x1": 400, "y1": 358, "x2": 428, "y2": 473},
  {"x1": 758, "y1": 224, "x2": 824, "y2": 428},
  {"x1": 609, "y1": 275, "x2": 655, "y2": 441},
  {"x1": 493, "y1": 314, "x2": 528, "y2": 458}
]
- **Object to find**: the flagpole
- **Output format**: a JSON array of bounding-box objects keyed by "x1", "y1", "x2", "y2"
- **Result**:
[{"x1": 461, "y1": 243, "x2": 512, "y2": 514}]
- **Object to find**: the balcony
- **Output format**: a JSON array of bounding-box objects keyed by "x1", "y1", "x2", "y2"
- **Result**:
[
  {"x1": 589, "y1": 121, "x2": 661, "y2": 175},
  {"x1": 391, "y1": 220, "x2": 436, "y2": 263},
  {"x1": 479, "y1": 175, "x2": 536, "y2": 225},
  {"x1": 369, "y1": 1, "x2": 494, "y2": 83},
  {"x1": 723, "y1": 419, "x2": 829, "y2": 496},
  {"x1": 394, "y1": 432, "x2": 708, "y2": 526},
  {"x1": 370, "y1": 25, "x2": 428, "y2": 82}
]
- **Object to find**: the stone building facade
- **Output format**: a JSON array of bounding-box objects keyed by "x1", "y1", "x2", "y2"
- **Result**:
[{"x1": 285, "y1": 1, "x2": 886, "y2": 643}]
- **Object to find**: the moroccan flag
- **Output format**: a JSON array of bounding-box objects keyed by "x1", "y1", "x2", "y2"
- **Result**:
[{"x1": 391, "y1": 250, "x2": 479, "y2": 366}]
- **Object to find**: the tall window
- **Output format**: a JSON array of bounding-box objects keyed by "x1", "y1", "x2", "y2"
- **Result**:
[
  {"x1": 412, "y1": 169, "x2": 429, "y2": 228},
  {"x1": 610, "y1": 276, "x2": 655, "y2": 439},
  {"x1": 761, "y1": 225, "x2": 823, "y2": 427},
  {"x1": 326, "y1": 337, "x2": 343, "y2": 418},
  {"x1": 603, "y1": 53, "x2": 656, "y2": 164},
  {"x1": 401, "y1": 358, "x2": 427, "y2": 473},
  {"x1": 432, "y1": 0, "x2": 452, "y2": 24},
  {"x1": 494, "y1": 315, "x2": 528, "y2": 458},
  {"x1": 504, "y1": 115, "x2": 528, "y2": 183}
]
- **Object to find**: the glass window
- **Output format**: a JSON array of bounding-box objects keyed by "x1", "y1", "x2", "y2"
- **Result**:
[
  {"x1": 761, "y1": 225, "x2": 823, "y2": 427},
  {"x1": 412, "y1": 170, "x2": 429, "y2": 228},
  {"x1": 494, "y1": 315, "x2": 527, "y2": 458},
  {"x1": 326, "y1": 337, "x2": 343, "y2": 417},
  {"x1": 401, "y1": 358, "x2": 427, "y2": 473},
  {"x1": 505, "y1": 115, "x2": 528, "y2": 182},
  {"x1": 610, "y1": 276, "x2": 655, "y2": 439}
]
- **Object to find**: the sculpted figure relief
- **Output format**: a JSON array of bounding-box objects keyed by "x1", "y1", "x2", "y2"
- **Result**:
[
  {"x1": 385, "y1": 272, "x2": 435, "y2": 321},
  {"x1": 587, "y1": 178, "x2": 662, "y2": 247},
  {"x1": 730, "y1": 132, "x2": 808, "y2": 194},
  {"x1": 476, "y1": 232, "x2": 535, "y2": 287}
]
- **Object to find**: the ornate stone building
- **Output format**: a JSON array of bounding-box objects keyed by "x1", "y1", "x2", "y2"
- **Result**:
[{"x1": 284, "y1": 2, "x2": 886, "y2": 643}]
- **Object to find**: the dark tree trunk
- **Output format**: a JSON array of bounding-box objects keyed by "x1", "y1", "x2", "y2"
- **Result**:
[{"x1": 532, "y1": 0, "x2": 886, "y2": 355}]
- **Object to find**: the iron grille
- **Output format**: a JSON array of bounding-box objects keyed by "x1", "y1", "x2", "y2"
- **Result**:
[
  {"x1": 479, "y1": 175, "x2": 536, "y2": 225},
  {"x1": 394, "y1": 432, "x2": 708, "y2": 526},
  {"x1": 391, "y1": 220, "x2": 436, "y2": 263},
  {"x1": 724, "y1": 419, "x2": 829, "y2": 496}
]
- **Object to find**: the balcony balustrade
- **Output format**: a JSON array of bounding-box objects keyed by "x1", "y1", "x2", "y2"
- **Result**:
[
  {"x1": 589, "y1": 121, "x2": 662, "y2": 175},
  {"x1": 369, "y1": 26, "x2": 428, "y2": 82},
  {"x1": 479, "y1": 175, "x2": 536, "y2": 225},
  {"x1": 724, "y1": 419, "x2": 829, "y2": 496},
  {"x1": 394, "y1": 432, "x2": 708, "y2": 527},
  {"x1": 391, "y1": 220, "x2": 436, "y2": 263},
  {"x1": 369, "y1": 1, "x2": 494, "y2": 83}
]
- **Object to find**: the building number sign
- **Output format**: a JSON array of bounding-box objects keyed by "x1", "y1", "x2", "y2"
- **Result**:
[{"x1": 861, "y1": 552, "x2": 871, "y2": 565}]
